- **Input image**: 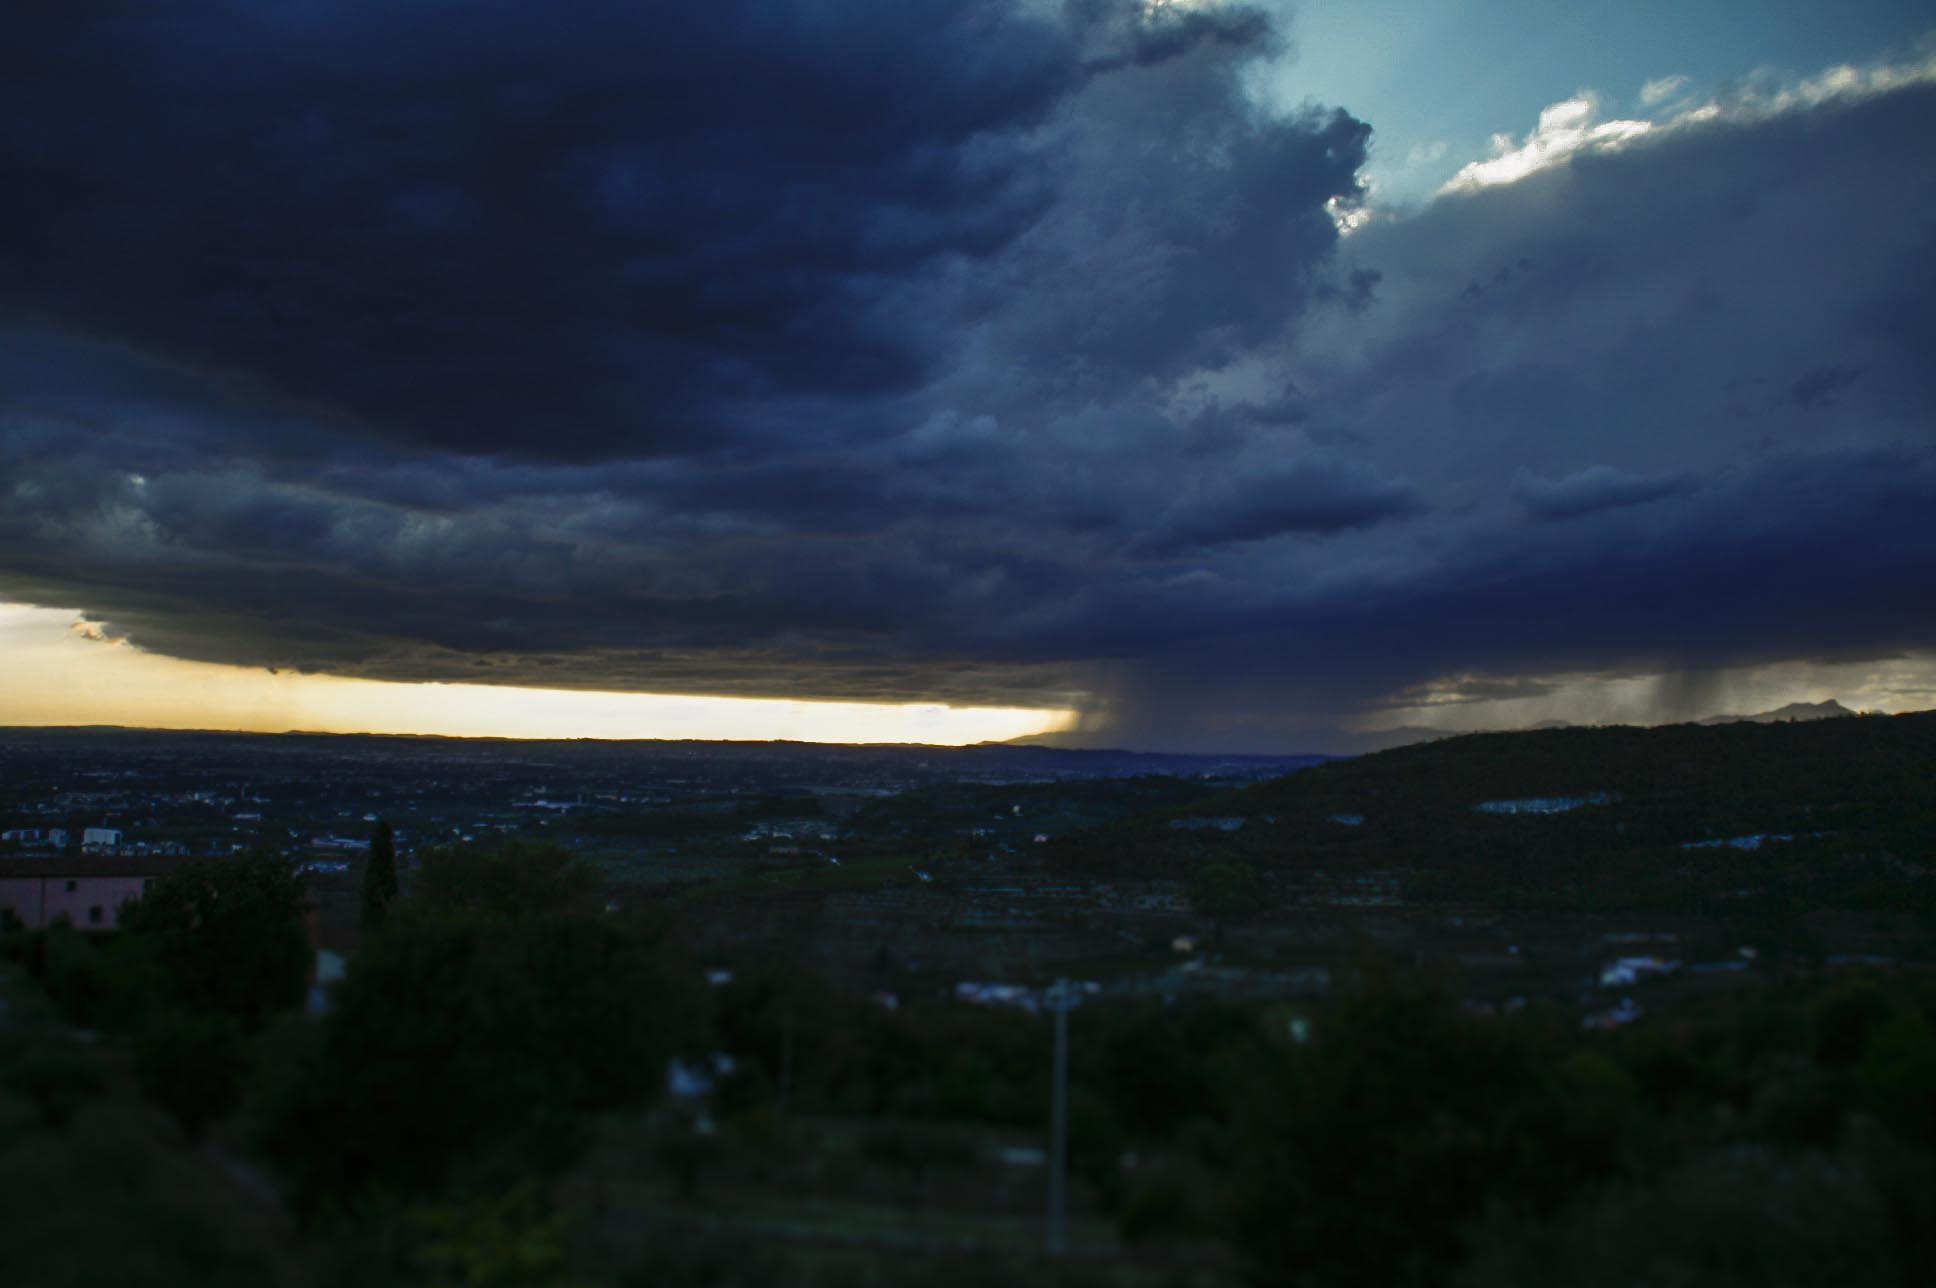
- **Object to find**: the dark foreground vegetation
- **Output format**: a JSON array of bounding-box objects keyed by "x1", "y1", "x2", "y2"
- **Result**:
[{"x1": 2, "y1": 714, "x2": 1932, "y2": 1285}]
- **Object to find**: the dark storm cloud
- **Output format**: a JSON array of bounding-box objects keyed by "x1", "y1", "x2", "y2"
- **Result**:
[
  {"x1": 1786, "y1": 363, "x2": 1866, "y2": 409},
  {"x1": 1511, "y1": 465, "x2": 1700, "y2": 520},
  {"x1": 1137, "y1": 458, "x2": 1425, "y2": 554},
  {"x1": 967, "y1": 60, "x2": 1368, "y2": 393},
  {"x1": 1381, "y1": 449, "x2": 1936, "y2": 707},
  {"x1": 0, "y1": 0, "x2": 1186, "y2": 459},
  {"x1": 2, "y1": 4, "x2": 1932, "y2": 748},
  {"x1": 1071, "y1": 84, "x2": 1936, "y2": 746},
  {"x1": 1081, "y1": 445, "x2": 1936, "y2": 749}
]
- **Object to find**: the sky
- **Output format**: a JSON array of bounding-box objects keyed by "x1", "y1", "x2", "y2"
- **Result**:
[
  {"x1": 1, "y1": 1, "x2": 1932, "y2": 751},
  {"x1": 1266, "y1": 0, "x2": 1936, "y2": 202}
]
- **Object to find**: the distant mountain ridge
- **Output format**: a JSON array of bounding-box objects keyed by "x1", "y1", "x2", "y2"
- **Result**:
[
  {"x1": 1019, "y1": 700, "x2": 1865, "y2": 757},
  {"x1": 1697, "y1": 699, "x2": 1856, "y2": 725},
  {"x1": 0, "y1": 724, "x2": 1331, "y2": 784},
  {"x1": 1350, "y1": 699, "x2": 1863, "y2": 753}
]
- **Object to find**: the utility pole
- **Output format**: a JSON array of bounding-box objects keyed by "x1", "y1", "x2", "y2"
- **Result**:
[{"x1": 1044, "y1": 977, "x2": 1081, "y2": 1255}]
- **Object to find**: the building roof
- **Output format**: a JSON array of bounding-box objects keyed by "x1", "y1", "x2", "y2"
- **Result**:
[{"x1": 0, "y1": 855, "x2": 184, "y2": 879}]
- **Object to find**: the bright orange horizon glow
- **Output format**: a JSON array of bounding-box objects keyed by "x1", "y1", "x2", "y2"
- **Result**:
[{"x1": 0, "y1": 603, "x2": 1076, "y2": 745}]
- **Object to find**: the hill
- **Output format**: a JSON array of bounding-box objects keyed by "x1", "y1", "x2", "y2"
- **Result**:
[
  {"x1": 1698, "y1": 698, "x2": 1857, "y2": 724},
  {"x1": 1045, "y1": 710, "x2": 1936, "y2": 923}
]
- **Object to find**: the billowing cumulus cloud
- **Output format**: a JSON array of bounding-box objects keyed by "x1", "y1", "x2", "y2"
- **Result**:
[
  {"x1": 1, "y1": 3, "x2": 1933, "y2": 749},
  {"x1": 1441, "y1": 92, "x2": 1655, "y2": 194}
]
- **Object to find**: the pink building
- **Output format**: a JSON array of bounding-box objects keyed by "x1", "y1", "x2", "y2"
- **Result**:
[{"x1": 0, "y1": 857, "x2": 175, "y2": 931}]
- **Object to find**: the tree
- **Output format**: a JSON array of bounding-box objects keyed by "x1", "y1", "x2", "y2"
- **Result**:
[
  {"x1": 1226, "y1": 969, "x2": 1624, "y2": 1287},
  {"x1": 1192, "y1": 859, "x2": 1263, "y2": 925},
  {"x1": 133, "y1": 1008, "x2": 246, "y2": 1136},
  {"x1": 413, "y1": 840, "x2": 597, "y2": 920},
  {"x1": 362, "y1": 819, "x2": 400, "y2": 933},
  {"x1": 118, "y1": 850, "x2": 310, "y2": 1029},
  {"x1": 257, "y1": 895, "x2": 705, "y2": 1202}
]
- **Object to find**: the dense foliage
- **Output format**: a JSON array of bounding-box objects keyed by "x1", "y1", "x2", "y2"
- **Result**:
[
  {"x1": 1227, "y1": 970, "x2": 1936, "y2": 1286},
  {"x1": 116, "y1": 851, "x2": 312, "y2": 1029},
  {"x1": 256, "y1": 904, "x2": 702, "y2": 1203}
]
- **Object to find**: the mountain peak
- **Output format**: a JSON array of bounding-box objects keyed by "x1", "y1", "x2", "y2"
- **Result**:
[{"x1": 1699, "y1": 698, "x2": 1856, "y2": 726}]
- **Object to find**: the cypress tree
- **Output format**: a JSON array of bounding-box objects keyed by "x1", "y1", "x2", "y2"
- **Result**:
[{"x1": 361, "y1": 819, "x2": 399, "y2": 932}]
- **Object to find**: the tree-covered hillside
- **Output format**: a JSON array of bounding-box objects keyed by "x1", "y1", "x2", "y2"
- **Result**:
[{"x1": 1048, "y1": 712, "x2": 1936, "y2": 919}]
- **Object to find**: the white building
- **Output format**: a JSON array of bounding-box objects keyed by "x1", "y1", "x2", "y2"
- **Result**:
[{"x1": 82, "y1": 827, "x2": 124, "y2": 850}]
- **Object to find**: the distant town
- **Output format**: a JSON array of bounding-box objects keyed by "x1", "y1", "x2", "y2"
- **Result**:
[{"x1": 4, "y1": 712, "x2": 1924, "y2": 1018}]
